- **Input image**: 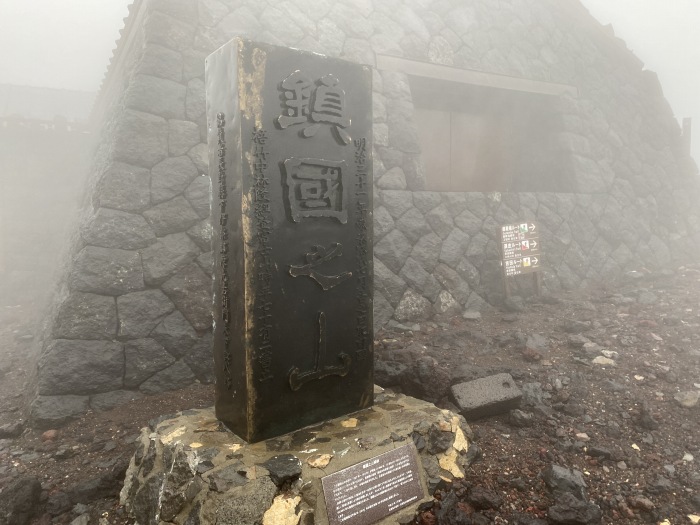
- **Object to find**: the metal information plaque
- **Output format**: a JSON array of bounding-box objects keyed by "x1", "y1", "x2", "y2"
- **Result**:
[
  {"x1": 322, "y1": 444, "x2": 425, "y2": 525},
  {"x1": 500, "y1": 221, "x2": 542, "y2": 277}
]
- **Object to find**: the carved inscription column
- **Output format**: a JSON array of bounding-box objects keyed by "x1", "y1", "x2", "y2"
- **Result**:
[{"x1": 207, "y1": 39, "x2": 373, "y2": 443}]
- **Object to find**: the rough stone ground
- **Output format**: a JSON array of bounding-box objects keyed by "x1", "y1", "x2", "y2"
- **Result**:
[{"x1": 3, "y1": 264, "x2": 700, "y2": 524}]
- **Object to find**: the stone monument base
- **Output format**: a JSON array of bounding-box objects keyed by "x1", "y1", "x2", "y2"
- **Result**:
[{"x1": 120, "y1": 389, "x2": 474, "y2": 525}]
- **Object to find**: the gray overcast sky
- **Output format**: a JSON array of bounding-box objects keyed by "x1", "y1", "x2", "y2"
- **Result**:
[{"x1": 0, "y1": 0, "x2": 697, "y2": 159}]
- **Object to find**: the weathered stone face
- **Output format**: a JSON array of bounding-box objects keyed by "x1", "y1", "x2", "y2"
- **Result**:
[{"x1": 207, "y1": 39, "x2": 374, "y2": 442}]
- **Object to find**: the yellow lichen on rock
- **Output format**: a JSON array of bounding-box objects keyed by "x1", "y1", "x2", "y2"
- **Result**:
[
  {"x1": 307, "y1": 454, "x2": 333, "y2": 469},
  {"x1": 262, "y1": 495, "x2": 302, "y2": 525},
  {"x1": 439, "y1": 448, "x2": 464, "y2": 478}
]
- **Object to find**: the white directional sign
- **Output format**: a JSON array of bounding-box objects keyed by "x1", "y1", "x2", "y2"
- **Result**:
[{"x1": 500, "y1": 222, "x2": 542, "y2": 277}]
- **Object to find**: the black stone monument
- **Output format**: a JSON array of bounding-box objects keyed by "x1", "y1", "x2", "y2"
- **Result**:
[{"x1": 206, "y1": 39, "x2": 373, "y2": 443}]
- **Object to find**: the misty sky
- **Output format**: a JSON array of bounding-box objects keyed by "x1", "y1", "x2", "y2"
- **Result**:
[{"x1": 0, "y1": 0, "x2": 697, "y2": 160}]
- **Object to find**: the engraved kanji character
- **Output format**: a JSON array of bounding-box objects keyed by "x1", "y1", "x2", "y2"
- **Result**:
[
  {"x1": 283, "y1": 157, "x2": 347, "y2": 223},
  {"x1": 306, "y1": 74, "x2": 352, "y2": 144},
  {"x1": 277, "y1": 71, "x2": 313, "y2": 129},
  {"x1": 289, "y1": 243, "x2": 352, "y2": 291}
]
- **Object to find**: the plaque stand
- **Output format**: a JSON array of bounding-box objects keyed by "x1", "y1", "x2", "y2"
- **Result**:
[{"x1": 120, "y1": 391, "x2": 475, "y2": 525}]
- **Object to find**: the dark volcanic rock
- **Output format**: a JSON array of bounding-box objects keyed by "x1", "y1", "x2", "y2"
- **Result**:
[
  {"x1": 262, "y1": 454, "x2": 302, "y2": 487},
  {"x1": 435, "y1": 491, "x2": 471, "y2": 525},
  {"x1": 427, "y1": 424, "x2": 453, "y2": 455},
  {"x1": 0, "y1": 476, "x2": 42, "y2": 525},
  {"x1": 638, "y1": 402, "x2": 660, "y2": 430},
  {"x1": 208, "y1": 464, "x2": 248, "y2": 493},
  {"x1": 0, "y1": 421, "x2": 23, "y2": 439},
  {"x1": 548, "y1": 492, "x2": 602, "y2": 524},
  {"x1": 467, "y1": 486, "x2": 503, "y2": 510},
  {"x1": 509, "y1": 409, "x2": 534, "y2": 427},
  {"x1": 543, "y1": 464, "x2": 588, "y2": 501},
  {"x1": 67, "y1": 458, "x2": 129, "y2": 504},
  {"x1": 400, "y1": 356, "x2": 451, "y2": 403}
]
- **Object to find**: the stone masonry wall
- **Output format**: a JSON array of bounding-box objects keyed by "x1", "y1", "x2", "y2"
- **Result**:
[{"x1": 30, "y1": 0, "x2": 700, "y2": 427}]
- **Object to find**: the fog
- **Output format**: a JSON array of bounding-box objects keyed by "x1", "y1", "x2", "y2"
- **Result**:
[
  {"x1": 0, "y1": 0, "x2": 129, "y2": 92},
  {"x1": 0, "y1": 0, "x2": 699, "y2": 308},
  {"x1": 582, "y1": 0, "x2": 700, "y2": 163},
  {"x1": 0, "y1": 0, "x2": 697, "y2": 155}
]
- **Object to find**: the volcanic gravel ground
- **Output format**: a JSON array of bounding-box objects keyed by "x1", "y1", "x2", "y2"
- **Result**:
[{"x1": 1, "y1": 265, "x2": 700, "y2": 524}]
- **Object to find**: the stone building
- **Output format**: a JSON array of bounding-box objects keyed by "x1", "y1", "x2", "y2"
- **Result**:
[{"x1": 30, "y1": 0, "x2": 700, "y2": 426}]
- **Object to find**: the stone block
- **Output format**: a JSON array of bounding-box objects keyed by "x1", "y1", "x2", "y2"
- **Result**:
[
  {"x1": 409, "y1": 233, "x2": 441, "y2": 274},
  {"x1": 198, "y1": 0, "x2": 229, "y2": 27},
  {"x1": 374, "y1": 257, "x2": 407, "y2": 307},
  {"x1": 434, "y1": 290, "x2": 460, "y2": 316},
  {"x1": 183, "y1": 332, "x2": 215, "y2": 383},
  {"x1": 197, "y1": 251, "x2": 214, "y2": 276},
  {"x1": 194, "y1": 24, "x2": 226, "y2": 52},
  {"x1": 373, "y1": 206, "x2": 395, "y2": 240},
  {"x1": 117, "y1": 290, "x2": 175, "y2": 338},
  {"x1": 426, "y1": 204, "x2": 454, "y2": 240},
  {"x1": 124, "y1": 339, "x2": 177, "y2": 388},
  {"x1": 90, "y1": 390, "x2": 144, "y2": 412},
  {"x1": 374, "y1": 228, "x2": 413, "y2": 274},
  {"x1": 455, "y1": 257, "x2": 481, "y2": 289},
  {"x1": 53, "y1": 292, "x2": 117, "y2": 340},
  {"x1": 187, "y1": 143, "x2": 208, "y2": 173},
  {"x1": 69, "y1": 247, "x2": 144, "y2": 296},
  {"x1": 399, "y1": 258, "x2": 441, "y2": 302},
  {"x1": 454, "y1": 209, "x2": 483, "y2": 236},
  {"x1": 394, "y1": 289, "x2": 432, "y2": 323},
  {"x1": 145, "y1": 10, "x2": 197, "y2": 51},
  {"x1": 151, "y1": 310, "x2": 199, "y2": 359},
  {"x1": 379, "y1": 189, "x2": 413, "y2": 219},
  {"x1": 186, "y1": 219, "x2": 213, "y2": 252},
  {"x1": 259, "y1": 6, "x2": 305, "y2": 46},
  {"x1": 184, "y1": 175, "x2": 211, "y2": 218},
  {"x1": 137, "y1": 44, "x2": 183, "y2": 83},
  {"x1": 439, "y1": 229, "x2": 470, "y2": 268},
  {"x1": 413, "y1": 191, "x2": 442, "y2": 214},
  {"x1": 30, "y1": 395, "x2": 90, "y2": 429},
  {"x1": 81, "y1": 208, "x2": 156, "y2": 250},
  {"x1": 169, "y1": 120, "x2": 201, "y2": 156},
  {"x1": 183, "y1": 49, "x2": 208, "y2": 80},
  {"x1": 450, "y1": 373, "x2": 522, "y2": 420},
  {"x1": 205, "y1": 39, "x2": 374, "y2": 443},
  {"x1": 396, "y1": 207, "x2": 431, "y2": 243},
  {"x1": 95, "y1": 162, "x2": 151, "y2": 212},
  {"x1": 342, "y1": 37, "x2": 376, "y2": 65},
  {"x1": 442, "y1": 193, "x2": 468, "y2": 218},
  {"x1": 151, "y1": 156, "x2": 199, "y2": 204},
  {"x1": 149, "y1": 0, "x2": 198, "y2": 22},
  {"x1": 216, "y1": 7, "x2": 263, "y2": 41},
  {"x1": 139, "y1": 360, "x2": 195, "y2": 394},
  {"x1": 433, "y1": 264, "x2": 471, "y2": 305},
  {"x1": 316, "y1": 18, "x2": 346, "y2": 56},
  {"x1": 161, "y1": 263, "x2": 212, "y2": 331},
  {"x1": 113, "y1": 110, "x2": 169, "y2": 168},
  {"x1": 141, "y1": 232, "x2": 201, "y2": 286},
  {"x1": 143, "y1": 196, "x2": 201, "y2": 236},
  {"x1": 185, "y1": 78, "x2": 206, "y2": 120},
  {"x1": 38, "y1": 340, "x2": 124, "y2": 395},
  {"x1": 373, "y1": 121, "x2": 389, "y2": 147},
  {"x1": 125, "y1": 74, "x2": 186, "y2": 120},
  {"x1": 373, "y1": 292, "x2": 393, "y2": 332}
]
